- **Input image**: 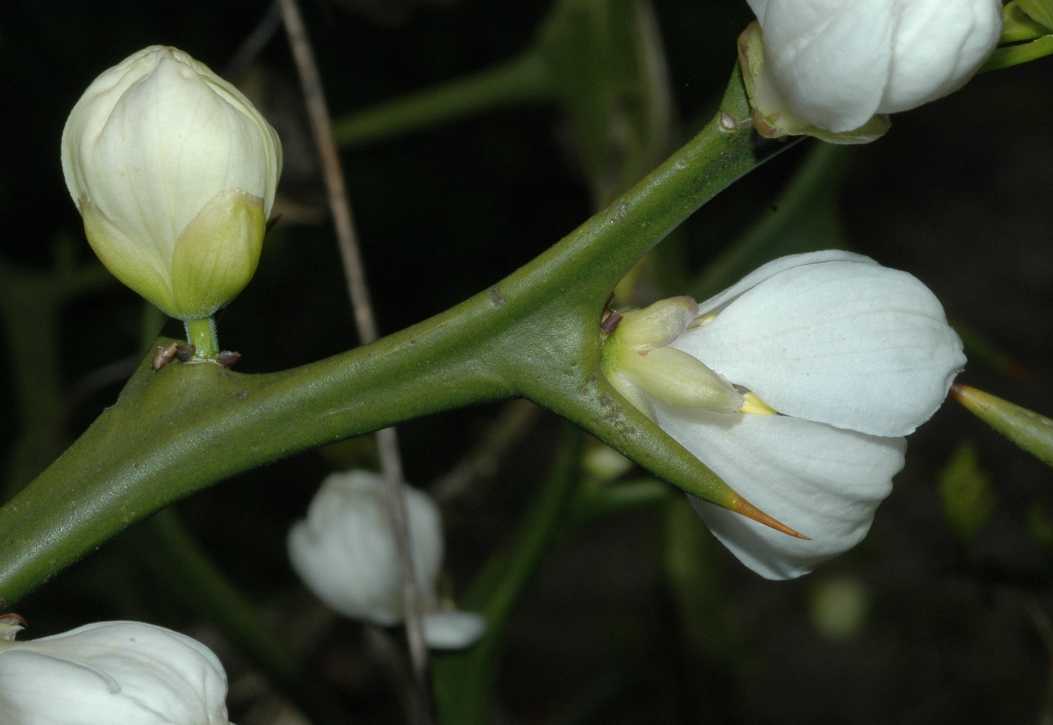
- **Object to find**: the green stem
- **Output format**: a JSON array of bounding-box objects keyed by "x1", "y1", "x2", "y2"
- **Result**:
[
  {"x1": 333, "y1": 52, "x2": 554, "y2": 147},
  {"x1": 184, "y1": 317, "x2": 219, "y2": 358},
  {"x1": 0, "y1": 65, "x2": 795, "y2": 607},
  {"x1": 0, "y1": 297, "x2": 512, "y2": 606}
]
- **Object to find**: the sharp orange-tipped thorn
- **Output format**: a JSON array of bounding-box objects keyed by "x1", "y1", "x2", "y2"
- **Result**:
[{"x1": 732, "y1": 495, "x2": 809, "y2": 539}]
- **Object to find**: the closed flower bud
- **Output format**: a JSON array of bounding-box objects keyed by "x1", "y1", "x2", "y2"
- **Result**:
[
  {"x1": 0, "y1": 620, "x2": 231, "y2": 724},
  {"x1": 61, "y1": 45, "x2": 282, "y2": 321},
  {"x1": 742, "y1": 0, "x2": 1002, "y2": 137},
  {"x1": 603, "y1": 251, "x2": 965, "y2": 579},
  {"x1": 288, "y1": 471, "x2": 485, "y2": 650}
]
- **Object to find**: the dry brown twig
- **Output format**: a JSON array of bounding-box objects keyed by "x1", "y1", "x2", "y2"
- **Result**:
[{"x1": 277, "y1": 1, "x2": 433, "y2": 721}]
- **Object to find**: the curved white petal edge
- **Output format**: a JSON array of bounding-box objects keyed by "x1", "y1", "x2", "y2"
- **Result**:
[
  {"x1": 0, "y1": 621, "x2": 231, "y2": 725},
  {"x1": 422, "y1": 611, "x2": 487, "y2": 650},
  {"x1": 603, "y1": 251, "x2": 965, "y2": 579},
  {"x1": 657, "y1": 407, "x2": 905, "y2": 579}
]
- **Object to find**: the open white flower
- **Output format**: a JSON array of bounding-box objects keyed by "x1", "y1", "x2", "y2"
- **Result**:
[
  {"x1": 0, "y1": 619, "x2": 231, "y2": 724},
  {"x1": 744, "y1": 0, "x2": 1002, "y2": 134},
  {"x1": 288, "y1": 471, "x2": 485, "y2": 650},
  {"x1": 604, "y1": 251, "x2": 965, "y2": 579},
  {"x1": 61, "y1": 45, "x2": 282, "y2": 321}
]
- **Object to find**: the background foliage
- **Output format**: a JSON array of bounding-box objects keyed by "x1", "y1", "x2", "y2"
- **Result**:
[{"x1": 2, "y1": 1, "x2": 1052, "y2": 722}]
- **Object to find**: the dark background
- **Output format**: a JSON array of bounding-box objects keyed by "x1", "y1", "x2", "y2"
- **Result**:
[{"x1": 2, "y1": 1, "x2": 1051, "y2": 723}]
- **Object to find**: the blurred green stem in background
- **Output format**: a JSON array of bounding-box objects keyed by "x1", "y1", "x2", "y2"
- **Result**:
[
  {"x1": 0, "y1": 242, "x2": 111, "y2": 494},
  {"x1": 433, "y1": 426, "x2": 583, "y2": 724},
  {"x1": 333, "y1": 51, "x2": 554, "y2": 147},
  {"x1": 690, "y1": 141, "x2": 850, "y2": 300}
]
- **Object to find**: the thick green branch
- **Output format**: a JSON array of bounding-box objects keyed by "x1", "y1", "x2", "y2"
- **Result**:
[
  {"x1": 0, "y1": 294, "x2": 512, "y2": 607},
  {"x1": 0, "y1": 65, "x2": 793, "y2": 606}
]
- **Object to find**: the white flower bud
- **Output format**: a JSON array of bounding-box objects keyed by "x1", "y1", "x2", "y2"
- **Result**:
[
  {"x1": 604, "y1": 251, "x2": 966, "y2": 579},
  {"x1": 0, "y1": 620, "x2": 231, "y2": 724},
  {"x1": 744, "y1": 0, "x2": 1002, "y2": 134},
  {"x1": 288, "y1": 471, "x2": 484, "y2": 650},
  {"x1": 61, "y1": 45, "x2": 282, "y2": 321}
]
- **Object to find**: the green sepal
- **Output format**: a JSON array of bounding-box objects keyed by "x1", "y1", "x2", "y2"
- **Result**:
[
  {"x1": 1001, "y1": 1, "x2": 1051, "y2": 42},
  {"x1": 170, "y1": 189, "x2": 265, "y2": 321},
  {"x1": 1018, "y1": 0, "x2": 1053, "y2": 32},
  {"x1": 953, "y1": 385, "x2": 1053, "y2": 468}
]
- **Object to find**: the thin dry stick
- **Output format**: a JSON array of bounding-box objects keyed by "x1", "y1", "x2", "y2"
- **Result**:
[{"x1": 277, "y1": 0, "x2": 433, "y2": 712}]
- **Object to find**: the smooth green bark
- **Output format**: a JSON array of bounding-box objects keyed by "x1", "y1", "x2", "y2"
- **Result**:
[{"x1": 0, "y1": 65, "x2": 793, "y2": 607}]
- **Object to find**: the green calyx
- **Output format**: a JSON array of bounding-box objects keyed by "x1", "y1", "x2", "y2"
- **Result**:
[
  {"x1": 602, "y1": 297, "x2": 742, "y2": 417},
  {"x1": 81, "y1": 190, "x2": 265, "y2": 322},
  {"x1": 170, "y1": 189, "x2": 266, "y2": 321}
]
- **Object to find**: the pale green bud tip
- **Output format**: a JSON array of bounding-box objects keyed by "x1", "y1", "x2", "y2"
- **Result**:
[
  {"x1": 61, "y1": 45, "x2": 282, "y2": 320},
  {"x1": 615, "y1": 296, "x2": 698, "y2": 350},
  {"x1": 603, "y1": 296, "x2": 742, "y2": 417}
]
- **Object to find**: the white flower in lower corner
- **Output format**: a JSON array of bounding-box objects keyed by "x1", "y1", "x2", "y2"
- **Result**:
[
  {"x1": 287, "y1": 471, "x2": 484, "y2": 650},
  {"x1": 603, "y1": 250, "x2": 965, "y2": 579},
  {"x1": 0, "y1": 618, "x2": 231, "y2": 724}
]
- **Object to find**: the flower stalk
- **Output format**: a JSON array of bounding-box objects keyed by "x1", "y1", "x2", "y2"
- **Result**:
[{"x1": 184, "y1": 318, "x2": 220, "y2": 359}]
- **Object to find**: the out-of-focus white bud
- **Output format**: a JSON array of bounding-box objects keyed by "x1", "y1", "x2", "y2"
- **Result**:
[
  {"x1": 0, "y1": 620, "x2": 231, "y2": 724},
  {"x1": 61, "y1": 45, "x2": 282, "y2": 321},
  {"x1": 288, "y1": 471, "x2": 485, "y2": 650},
  {"x1": 742, "y1": 0, "x2": 1002, "y2": 137}
]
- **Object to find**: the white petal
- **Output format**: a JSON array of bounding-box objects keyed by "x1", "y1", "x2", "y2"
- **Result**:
[
  {"x1": 422, "y1": 611, "x2": 486, "y2": 650},
  {"x1": 745, "y1": 0, "x2": 769, "y2": 17},
  {"x1": 880, "y1": 0, "x2": 1002, "y2": 113},
  {"x1": 696, "y1": 250, "x2": 875, "y2": 317},
  {"x1": 677, "y1": 259, "x2": 965, "y2": 437},
  {"x1": 0, "y1": 621, "x2": 230, "y2": 724},
  {"x1": 62, "y1": 46, "x2": 282, "y2": 268},
  {"x1": 652, "y1": 405, "x2": 904, "y2": 580},
  {"x1": 756, "y1": 0, "x2": 895, "y2": 132},
  {"x1": 287, "y1": 471, "x2": 443, "y2": 625}
]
